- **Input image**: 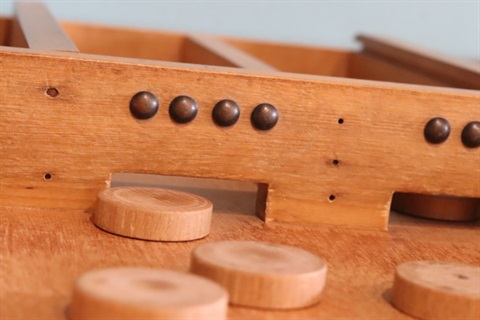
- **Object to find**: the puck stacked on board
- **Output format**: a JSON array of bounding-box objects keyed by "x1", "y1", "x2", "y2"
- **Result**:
[
  {"x1": 190, "y1": 240, "x2": 328, "y2": 309},
  {"x1": 94, "y1": 187, "x2": 213, "y2": 241}
]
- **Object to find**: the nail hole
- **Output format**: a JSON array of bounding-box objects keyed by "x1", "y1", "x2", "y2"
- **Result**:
[
  {"x1": 455, "y1": 274, "x2": 469, "y2": 280},
  {"x1": 46, "y1": 88, "x2": 59, "y2": 97},
  {"x1": 338, "y1": 118, "x2": 344, "y2": 124},
  {"x1": 332, "y1": 159, "x2": 339, "y2": 165},
  {"x1": 329, "y1": 194, "x2": 336, "y2": 202},
  {"x1": 43, "y1": 173, "x2": 52, "y2": 180}
]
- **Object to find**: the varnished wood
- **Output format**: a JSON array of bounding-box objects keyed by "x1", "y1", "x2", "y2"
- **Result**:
[
  {"x1": 392, "y1": 261, "x2": 480, "y2": 319},
  {"x1": 190, "y1": 241, "x2": 327, "y2": 309},
  {"x1": 225, "y1": 37, "x2": 351, "y2": 76},
  {"x1": 1, "y1": 205, "x2": 479, "y2": 319},
  {"x1": 357, "y1": 34, "x2": 480, "y2": 90},
  {"x1": 10, "y1": 2, "x2": 78, "y2": 52},
  {"x1": 94, "y1": 187, "x2": 213, "y2": 241},
  {"x1": 0, "y1": 16, "x2": 11, "y2": 46},
  {"x1": 183, "y1": 34, "x2": 277, "y2": 70},
  {"x1": 1, "y1": 45, "x2": 478, "y2": 229},
  {"x1": 70, "y1": 267, "x2": 228, "y2": 319}
]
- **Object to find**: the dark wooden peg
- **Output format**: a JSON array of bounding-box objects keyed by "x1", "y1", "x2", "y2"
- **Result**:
[
  {"x1": 424, "y1": 117, "x2": 450, "y2": 144},
  {"x1": 129, "y1": 91, "x2": 159, "y2": 120},
  {"x1": 251, "y1": 103, "x2": 279, "y2": 131},
  {"x1": 461, "y1": 121, "x2": 480, "y2": 148},
  {"x1": 212, "y1": 100, "x2": 240, "y2": 127},
  {"x1": 169, "y1": 96, "x2": 198, "y2": 123}
]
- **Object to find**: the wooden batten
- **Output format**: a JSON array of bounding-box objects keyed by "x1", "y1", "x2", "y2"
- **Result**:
[
  {"x1": 183, "y1": 34, "x2": 277, "y2": 70},
  {"x1": 8, "y1": 2, "x2": 78, "y2": 52},
  {"x1": 357, "y1": 34, "x2": 480, "y2": 90},
  {"x1": 1, "y1": 46, "x2": 478, "y2": 230}
]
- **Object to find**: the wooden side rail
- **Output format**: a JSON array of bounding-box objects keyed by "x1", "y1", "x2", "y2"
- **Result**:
[
  {"x1": 357, "y1": 34, "x2": 480, "y2": 90},
  {"x1": 8, "y1": 2, "x2": 78, "y2": 52},
  {"x1": 183, "y1": 34, "x2": 277, "y2": 70}
]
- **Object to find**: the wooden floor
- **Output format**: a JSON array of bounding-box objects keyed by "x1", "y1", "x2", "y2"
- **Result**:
[{"x1": 0, "y1": 203, "x2": 478, "y2": 319}]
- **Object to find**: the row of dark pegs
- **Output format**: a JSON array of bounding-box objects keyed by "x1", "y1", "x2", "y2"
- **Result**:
[
  {"x1": 129, "y1": 91, "x2": 279, "y2": 130},
  {"x1": 424, "y1": 117, "x2": 480, "y2": 148}
]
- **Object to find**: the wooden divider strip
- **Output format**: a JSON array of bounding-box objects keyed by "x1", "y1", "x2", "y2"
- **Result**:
[
  {"x1": 10, "y1": 2, "x2": 78, "y2": 52},
  {"x1": 357, "y1": 34, "x2": 480, "y2": 89},
  {"x1": 183, "y1": 34, "x2": 276, "y2": 70}
]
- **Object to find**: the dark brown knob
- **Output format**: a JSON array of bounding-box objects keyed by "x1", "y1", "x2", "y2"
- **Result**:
[
  {"x1": 424, "y1": 117, "x2": 450, "y2": 144},
  {"x1": 251, "y1": 103, "x2": 279, "y2": 131},
  {"x1": 212, "y1": 100, "x2": 240, "y2": 127},
  {"x1": 169, "y1": 96, "x2": 198, "y2": 123},
  {"x1": 129, "y1": 91, "x2": 159, "y2": 120},
  {"x1": 461, "y1": 121, "x2": 480, "y2": 148}
]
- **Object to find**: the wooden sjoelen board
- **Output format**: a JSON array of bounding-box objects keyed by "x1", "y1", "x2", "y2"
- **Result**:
[{"x1": 0, "y1": 2, "x2": 479, "y2": 231}]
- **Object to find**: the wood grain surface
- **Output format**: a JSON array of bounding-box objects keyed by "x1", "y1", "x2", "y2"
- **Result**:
[
  {"x1": 1, "y1": 45, "x2": 479, "y2": 230},
  {"x1": 0, "y1": 204, "x2": 479, "y2": 319}
]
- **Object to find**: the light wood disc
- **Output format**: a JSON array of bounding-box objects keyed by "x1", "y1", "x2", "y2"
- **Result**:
[
  {"x1": 94, "y1": 187, "x2": 213, "y2": 241},
  {"x1": 392, "y1": 261, "x2": 480, "y2": 319},
  {"x1": 190, "y1": 240, "x2": 327, "y2": 309},
  {"x1": 69, "y1": 267, "x2": 228, "y2": 319}
]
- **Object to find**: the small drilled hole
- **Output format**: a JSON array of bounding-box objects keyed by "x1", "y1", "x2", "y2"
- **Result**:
[
  {"x1": 455, "y1": 274, "x2": 469, "y2": 280},
  {"x1": 329, "y1": 194, "x2": 336, "y2": 202},
  {"x1": 338, "y1": 118, "x2": 344, "y2": 124},
  {"x1": 46, "y1": 88, "x2": 59, "y2": 97},
  {"x1": 43, "y1": 173, "x2": 52, "y2": 180},
  {"x1": 332, "y1": 159, "x2": 339, "y2": 165}
]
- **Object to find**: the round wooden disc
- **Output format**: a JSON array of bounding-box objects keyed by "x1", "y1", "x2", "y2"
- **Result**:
[
  {"x1": 94, "y1": 187, "x2": 213, "y2": 241},
  {"x1": 190, "y1": 240, "x2": 327, "y2": 309},
  {"x1": 392, "y1": 261, "x2": 480, "y2": 319},
  {"x1": 392, "y1": 193, "x2": 479, "y2": 221},
  {"x1": 69, "y1": 267, "x2": 228, "y2": 319}
]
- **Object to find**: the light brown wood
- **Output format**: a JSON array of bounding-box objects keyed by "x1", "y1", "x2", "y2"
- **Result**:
[
  {"x1": 69, "y1": 267, "x2": 228, "y2": 319},
  {"x1": 61, "y1": 21, "x2": 185, "y2": 61},
  {"x1": 10, "y1": 2, "x2": 78, "y2": 52},
  {"x1": 357, "y1": 34, "x2": 480, "y2": 89},
  {"x1": 225, "y1": 37, "x2": 351, "y2": 77},
  {"x1": 94, "y1": 187, "x2": 213, "y2": 241},
  {"x1": 392, "y1": 261, "x2": 480, "y2": 319},
  {"x1": 1, "y1": 45, "x2": 479, "y2": 229},
  {"x1": 349, "y1": 52, "x2": 448, "y2": 87},
  {"x1": 392, "y1": 193, "x2": 480, "y2": 221},
  {"x1": 183, "y1": 34, "x2": 277, "y2": 70},
  {"x1": 1, "y1": 205, "x2": 479, "y2": 319},
  {"x1": 190, "y1": 241, "x2": 327, "y2": 309}
]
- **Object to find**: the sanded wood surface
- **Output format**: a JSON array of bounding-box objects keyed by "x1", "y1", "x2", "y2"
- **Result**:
[
  {"x1": 70, "y1": 267, "x2": 228, "y2": 319},
  {"x1": 0, "y1": 205, "x2": 479, "y2": 319},
  {"x1": 10, "y1": 2, "x2": 78, "y2": 52},
  {"x1": 184, "y1": 34, "x2": 277, "y2": 70},
  {"x1": 392, "y1": 261, "x2": 480, "y2": 319},
  {"x1": 191, "y1": 241, "x2": 327, "y2": 309},
  {"x1": 1, "y1": 46, "x2": 479, "y2": 230},
  {"x1": 94, "y1": 187, "x2": 213, "y2": 241},
  {"x1": 357, "y1": 34, "x2": 480, "y2": 89}
]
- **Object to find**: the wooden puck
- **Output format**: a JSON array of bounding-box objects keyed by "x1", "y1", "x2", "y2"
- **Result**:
[
  {"x1": 69, "y1": 267, "x2": 228, "y2": 320},
  {"x1": 392, "y1": 261, "x2": 480, "y2": 319},
  {"x1": 190, "y1": 240, "x2": 327, "y2": 309},
  {"x1": 94, "y1": 187, "x2": 213, "y2": 241},
  {"x1": 392, "y1": 193, "x2": 479, "y2": 221}
]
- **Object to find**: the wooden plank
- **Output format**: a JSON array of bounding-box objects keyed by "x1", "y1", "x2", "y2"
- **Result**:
[
  {"x1": 0, "y1": 17, "x2": 11, "y2": 46},
  {"x1": 61, "y1": 21, "x2": 185, "y2": 62},
  {"x1": 0, "y1": 46, "x2": 479, "y2": 229},
  {"x1": 349, "y1": 52, "x2": 448, "y2": 87},
  {"x1": 10, "y1": 2, "x2": 78, "y2": 52},
  {"x1": 0, "y1": 206, "x2": 479, "y2": 318},
  {"x1": 357, "y1": 34, "x2": 480, "y2": 89},
  {"x1": 225, "y1": 37, "x2": 352, "y2": 77},
  {"x1": 183, "y1": 34, "x2": 277, "y2": 70}
]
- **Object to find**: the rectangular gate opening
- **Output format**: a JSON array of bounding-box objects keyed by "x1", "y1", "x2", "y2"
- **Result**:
[{"x1": 110, "y1": 173, "x2": 262, "y2": 218}]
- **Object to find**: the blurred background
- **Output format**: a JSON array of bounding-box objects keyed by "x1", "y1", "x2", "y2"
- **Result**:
[{"x1": 0, "y1": 0, "x2": 478, "y2": 60}]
